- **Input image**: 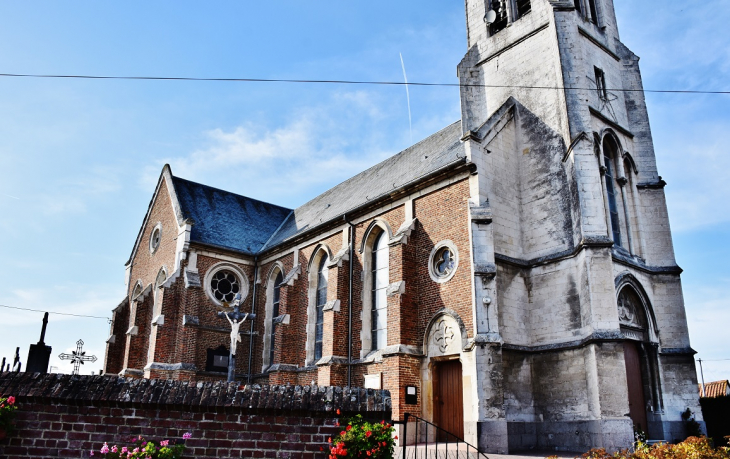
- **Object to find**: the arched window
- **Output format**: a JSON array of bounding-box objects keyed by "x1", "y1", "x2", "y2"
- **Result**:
[
  {"x1": 603, "y1": 138, "x2": 622, "y2": 247},
  {"x1": 371, "y1": 232, "x2": 389, "y2": 351},
  {"x1": 269, "y1": 270, "x2": 283, "y2": 366},
  {"x1": 586, "y1": 0, "x2": 599, "y2": 24},
  {"x1": 315, "y1": 256, "x2": 328, "y2": 361}
]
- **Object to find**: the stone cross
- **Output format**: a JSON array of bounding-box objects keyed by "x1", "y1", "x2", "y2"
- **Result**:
[
  {"x1": 217, "y1": 293, "x2": 255, "y2": 382},
  {"x1": 59, "y1": 339, "x2": 97, "y2": 375}
]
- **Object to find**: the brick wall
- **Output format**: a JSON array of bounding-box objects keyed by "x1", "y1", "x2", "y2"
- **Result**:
[{"x1": 0, "y1": 373, "x2": 391, "y2": 459}]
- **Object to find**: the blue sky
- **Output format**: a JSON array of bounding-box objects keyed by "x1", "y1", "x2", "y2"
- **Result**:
[{"x1": 0, "y1": 1, "x2": 728, "y2": 385}]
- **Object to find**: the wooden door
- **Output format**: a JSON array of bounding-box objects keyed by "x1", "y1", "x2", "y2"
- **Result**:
[
  {"x1": 623, "y1": 341, "x2": 648, "y2": 432},
  {"x1": 435, "y1": 360, "x2": 464, "y2": 441}
]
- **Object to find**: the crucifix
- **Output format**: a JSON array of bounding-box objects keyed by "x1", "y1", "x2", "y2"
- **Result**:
[
  {"x1": 59, "y1": 339, "x2": 97, "y2": 375},
  {"x1": 217, "y1": 293, "x2": 255, "y2": 382}
]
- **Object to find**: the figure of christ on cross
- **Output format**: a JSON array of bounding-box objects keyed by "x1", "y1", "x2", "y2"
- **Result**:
[{"x1": 218, "y1": 293, "x2": 254, "y2": 382}]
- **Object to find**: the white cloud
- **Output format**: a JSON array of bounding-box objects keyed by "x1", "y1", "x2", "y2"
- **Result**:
[{"x1": 144, "y1": 90, "x2": 417, "y2": 207}]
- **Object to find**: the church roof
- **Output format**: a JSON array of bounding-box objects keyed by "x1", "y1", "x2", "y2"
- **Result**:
[
  {"x1": 171, "y1": 177, "x2": 292, "y2": 255},
  {"x1": 260, "y1": 120, "x2": 465, "y2": 250},
  {"x1": 145, "y1": 119, "x2": 465, "y2": 259}
]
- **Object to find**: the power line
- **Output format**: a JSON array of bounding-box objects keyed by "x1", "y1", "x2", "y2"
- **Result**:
[
  {"x1": 0, "y1": 304, "x2": 109, "y2": 320},
  {"x1": 0, "y1": 72, "x2": 729, "y2": 95},
  {"x1": 697, "y1": 358, "x2": 730, "y2": 362}
]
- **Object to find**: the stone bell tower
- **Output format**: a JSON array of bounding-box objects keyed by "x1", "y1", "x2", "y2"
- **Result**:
[{"x1": 457, "y1": 0, "x2": 703, "y2": 452}]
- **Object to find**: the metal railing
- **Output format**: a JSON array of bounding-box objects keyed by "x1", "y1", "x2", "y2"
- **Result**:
[{"x1": 396, "y1": 413, "x2": 490, "y2": 459}]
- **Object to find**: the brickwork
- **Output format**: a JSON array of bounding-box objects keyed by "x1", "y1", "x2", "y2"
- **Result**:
[{"x1": 0, "y1": 373, "x2": 391, "y2": 459}]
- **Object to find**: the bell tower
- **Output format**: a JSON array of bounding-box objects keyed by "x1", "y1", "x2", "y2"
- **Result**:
[{"x1": 459, "y1": 0, "x2": 703, "y2": 453}]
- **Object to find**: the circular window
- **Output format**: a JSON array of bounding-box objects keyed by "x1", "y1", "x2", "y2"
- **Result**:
[
  {"x1": 428, "y1": 240, "x2": 459, "y2": 283},
  {"x1": 149, "y1": 224, "x2": 162, "y2": 254},
  {"x1": 211, "y1": 270, "x2": 240, "y2": 303},
  {"x1": 204, "y1": 263, "x2": 249, "y2": 306}
]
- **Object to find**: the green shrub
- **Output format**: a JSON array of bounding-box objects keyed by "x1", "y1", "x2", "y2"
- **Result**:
[{"x1": 327, "y1": 414, "x2": 396, "y2": 458}]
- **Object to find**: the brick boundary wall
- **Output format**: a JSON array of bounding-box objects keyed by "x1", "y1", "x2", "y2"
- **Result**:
[{"x1": 0, "y1": 373, "x2": 391, "y2": 459}]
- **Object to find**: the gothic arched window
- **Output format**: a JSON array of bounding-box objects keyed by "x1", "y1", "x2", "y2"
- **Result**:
[
  {"x1": 314, "y1": 256, "x2": 328, "y2": 361},
  {"x1": 269, "y1": 270, "x2": 283, "y2": 366},
  {"x1": 371, "y1": 232, "x2": 389, "y2": 351},
  {"x1": 603, "y1": 139, "x2": 622, "y2": 247}
]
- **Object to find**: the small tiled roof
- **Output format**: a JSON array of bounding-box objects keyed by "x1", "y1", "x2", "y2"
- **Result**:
[
  {"x1": 261, "y1": 120, "x2": 465, "y2": 250},
  {"x1": 699, "y1": 380, "x2": 730, "y2": 398},
  {"x1": 172, "y1": 177, "x2": 292, "y2": 255}
]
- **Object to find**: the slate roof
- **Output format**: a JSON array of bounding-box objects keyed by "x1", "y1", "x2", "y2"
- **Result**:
[
  {"x1": 172, "y1": 177, "x2": 292, "y2": 255},
  {"x1": 164, "y1": 120, "x2": 465, "y2": 256},
  {"x1": 261, "y1": 120, "x2": 465, "y2": 250}
]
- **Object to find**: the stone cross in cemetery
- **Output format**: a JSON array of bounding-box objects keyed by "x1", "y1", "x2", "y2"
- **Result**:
[
  {"x1": 26, "y1": 312, "x2": 52, "y2": 374},
  {"x1": 217, "y1": 293, "x2": 255, "y2": 382},
  {"x1": 59, "y1": 339, "x2": 97, "y2": 375},
  {"x1": 12, "y1": 347, "x2": 21, "y2": 372}
]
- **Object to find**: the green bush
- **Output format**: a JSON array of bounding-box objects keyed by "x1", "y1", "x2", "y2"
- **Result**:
[{"x1": 327, "y1": 414, "x2": 396, "y2": 458}]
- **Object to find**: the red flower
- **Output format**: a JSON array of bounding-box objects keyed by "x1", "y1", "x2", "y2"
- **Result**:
[
  {"x1": 7, "y1": 396, "x2": 15, "y2": 405},
  {"x1": 336, "y1": 409, "x2": 341, "y2": 415},
  {"x1": 340, "y1": 431, "x2": 346, "y2": 437},
  {"x1": 366, "y1": 431, "x2": 372, "y2": 437},
  {"x1": 395, "y1": 435, "x2": 399, "y2": 440},
  {"x1": 380, "y1": 420, "x2": 385, "y2": 425},
  {"x1": 328, "y1": 437, "x2": 332, "y2": 443},
  {"x1": 346, "y1": 425, "x2": 352, "y2": 431}
]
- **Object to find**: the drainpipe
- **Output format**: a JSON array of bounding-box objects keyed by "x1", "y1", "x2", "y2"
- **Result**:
[
  {"x1": 344, "y1": 216, "x2": 356, "y2": 387},
  {"x1": 247, "y1": 256, "x2": 259, "y2": 384}
]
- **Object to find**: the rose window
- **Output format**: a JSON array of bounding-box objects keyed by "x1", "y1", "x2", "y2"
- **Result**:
[
  {"x1": 210, "y1": 270, "x2": 240, "y2": 303},
  {"x1": 434, "y1": 248, "x2": 455, "y2": 277}
]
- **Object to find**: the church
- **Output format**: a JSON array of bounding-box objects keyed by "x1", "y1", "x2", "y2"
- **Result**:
[{"x1": 103, "y1": 0, "x2": 703, "y2": 453}]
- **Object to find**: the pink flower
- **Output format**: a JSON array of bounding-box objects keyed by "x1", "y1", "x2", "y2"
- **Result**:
[
  {"x1": 100, "y1": 443, "x2": 110, "y2": 454},
  {"x1": 121, "y1": 447, "x2": 128, "y2": 453},
  {"x1": 133, "y1": 447, "x2": 140, "y2": 453},
  {"x1": 7, "y1": 396, "x2": 15, "y2": 405},
  {"x1": 160, "y1": 440, "x2": 169, "y2": 447},
  {"x1": 111, "y1": 445, "x2": 118, "y2": 453},
  {"x1": 182, "y1": 432, "x2": 192, "y2": 439},
  {"x1": 90, "y1": 451, "x2": 94, "y2": 457}
]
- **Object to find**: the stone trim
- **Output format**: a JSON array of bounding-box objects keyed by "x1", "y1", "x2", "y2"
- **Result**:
[
  {"x1": 469, "y1": 205, "x2": 493, "y2": 224},
  {"x1": 281, "y1": 263, "x2": 301, "y2": 286},
  {"x1": 322, "y1": 299, "x2": 341, "y2": 312},
  {"x1": 578, "y1": 26, "x2": 621, "y2": 61},
  {"x1": 184, "y1": 268, "x2": 201, "y2": 288},
  {"x1": 389, "y1": 218, "x2": 418, "y2": 246},
  {"x1": 637, "y1": 179, "x2": 667, "y2": 190},
  {"x1": 659, "y1": 347, "x2": 697, "y2": 356},
  {"x1": 119, "y1": 368, "x2": 144, "y2": 377},
  {"x1": 502, "y1": 330, "x2": 624, "y2": 354},
  {"x1": 182, "y1": 315, "x2": 199, "y2": 326},
  {"x1": 273, "y1": 314, "x2": 290, "y2": 325},
  {"x1": 143, "y1": 362, "x2": 197, "y2": 371},
  {"x1": 327, "y1": 246, "x2": 350, "y2": 268},
  {"x1": 386, "y1": 281, "x2": 405, "y2": 297},
  {"x1": 477, "y1": 23, "x2": 550, "y2": 66},
  {"x1": 267, "y1": 363, "x2": 299, "y2": 373},
  {"x1": 589, "y1": 107, "x2": 635, "y2": 138},
  {"x1": 125, "y1": 326, "x2": 139, "y2": 336},
  {"x1": 357, "y1": 344, "x2": 423, "y2": 363},
  {"x1": 315, "y1": 355, "x2": 349, "y2": 366}
]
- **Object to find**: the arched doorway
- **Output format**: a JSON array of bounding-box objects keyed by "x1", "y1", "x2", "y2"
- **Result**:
[
  {"x1": 617, "y1": 281, "x2": 663, "y2": 438},
  {"x1": 422, "y1": 313, "x2": 466, "y2": 440}
]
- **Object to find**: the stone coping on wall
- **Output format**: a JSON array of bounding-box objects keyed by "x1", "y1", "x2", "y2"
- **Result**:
[{"x1": 0, "y1": 372, "x2": 391, "y2": 414}]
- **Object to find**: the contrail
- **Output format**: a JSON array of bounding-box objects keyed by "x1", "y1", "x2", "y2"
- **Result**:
[
  {"x1": 1, "y1": 193, "x2": 20, "y2": 200},
  {"x1": 400, "y1": 53, "x2": 413, "y2": 144}
]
